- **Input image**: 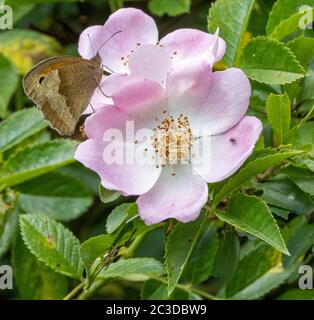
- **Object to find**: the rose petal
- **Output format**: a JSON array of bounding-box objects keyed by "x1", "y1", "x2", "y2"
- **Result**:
[
  {"x1": 166, "y1": 62, "x2": 251, "y2": 136},
  {"x1": 192, "y1": 116, "x2": 263, "y2": 182},
  {"x1": 137, "y1": 165, "x2": 208, "y2": 225},
  {"x1": 112, "y1": 78, "x2": 166, "y2": 127},
  {"x1": 160, "y1": 28, "x2": 226, "y2": 67},
  {"x1": 75, "y1": 138, "x2": 161, "y2": 195},
  {"x1": 99, "y1": 8, "x2": 159, "y2": 73},
  {"x1": 128, "y1": 45, "x2": 172, "y2": 85}
]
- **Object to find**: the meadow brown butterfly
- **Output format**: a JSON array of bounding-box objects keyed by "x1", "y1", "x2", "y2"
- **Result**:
[{"x1": 22, "y1": 32, "x2": 120, "y2": 136}]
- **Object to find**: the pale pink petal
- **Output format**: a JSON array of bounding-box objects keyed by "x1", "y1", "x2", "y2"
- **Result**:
[
  {"x1": 166, "y1": 62, "x2": 251, "y2": 136},
  {"x1": 193, "y1": 116, "x2": 263, "y2": 183},
  {"x1": 160, "y1": 28, "x2": 226, "y2": 67},
  {"x1": 75, "y1": 138, "x2": 161, "y2": 195},
  {"x1": 137, "y1": 165, "x2": 208, "y2": 225},
  {"x1": 78, "y1": 25, "x2": 105, "y2": 60},
  {"x1": 84, "y1": 106, "x2": 131, "y2": 139},
  {"x1": 84, "y1": 73, "x2": 140, "y2": 114},
  {"x1": 128, "y1": 45, "x2": 172, "y2": 84},
  {"x1": 112, "y1": 78, "x2": 165, "y2": 126},
  {"x1": 101, "y1": 8, "x2": 159, "y2": 73}
]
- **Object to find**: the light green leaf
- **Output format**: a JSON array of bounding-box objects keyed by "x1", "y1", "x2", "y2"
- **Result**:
[
  {"x1": 266, "y1": 93, "x2": 291, "y2": 145},
  {"x1": 239, "y1": 37, "x2": 305, "y2": 84},
  {"x1": 0, "y1": 107, "x2": 47, "y2": 152},
  {"x1": 0, "y1": 54, "x2": 18, "y2": 118},
  {"x1": 266, "y1": 0, "x2": 314, "y2": 35},
  {"x1": 98, "y1": 258, "x2": 165, "y2": 281},
  {"x1": 16, "y1": 172, "x2": 93, "y2": 221},
  {"x1": 0, "y1": 29, "x2": 62, "y2": 74},
  {"x1": 208, "y1": 0, "x2": 255, "y2": 66},
  {"x1": 106, "y1": 203, "x2": 137, "y2": 234},
  {"x1": 99, "y1": 185, "x2": 120, "y2": 204},
  {"x1": 0, "y1": 140, "x2": 77, "y2": 189},
  {"x1": 213, "y1": 149, "x2": 304, "y2": 207},
  {"x1": 270, "y1": 8, "x2": 314, "y2": 40},
  {"x1": 80, "y1": 234, "x2": 114, "y2": 272},
  {"x1": 12, "y1": 233, "x2": 68, "y2": 300},
  {"x1": 20, "y1": 214, "x2": 84, "y2": 279},
  {"x1": 226, "y1": 242, "x2": 297, "y2": 299},
  {"x1": 165, "y1": 214, "x2": 207, "y2": 294},
  {"x1": 216, "y1": 194, "x2": 288, "y2": 254},
  {"x1": 148, "y1": 0, "x2": 191, "y2": 17}
]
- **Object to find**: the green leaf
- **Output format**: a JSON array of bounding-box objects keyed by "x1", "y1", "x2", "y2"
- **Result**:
[
  {"x1": 0, "y1": 29, "x2": 62, "y2": 74},
  {"x1": 266, "y1": 0, "x2": 314, "y2": 35},
  {"x1": 0, "y1": 200, "x2": 18, "y2": 259},
  {"x1": 80, "y1": 234, "x2": 114, "y2": 272},
  {"x1": 270, "y1": 8, "x2": 314, "y2": 40},
  {"x1": 0, "y1": 107, "x2": 48, "y2": 152},
  {"x1": 283, "y1": 224, "x2": 314, "y2": 268},
  {"x1": 282, "y1": 166, "x2": 314, "y2": 196},
  {"x1": 141, "y1": 279, "x2": 190, "y2": 300},
  {"x1": 16, "y1": 172, "x2": 93, "y2": 221},
  {"x1": 98, "y1": 258, "x2": 165, "y2": 281},
  {"x1": 278, "y1": 289, "x2": 314, "y2": 300},
  {"x1": 261, "y1": 175, "x2": 313, "y2": 215},
  {"x1": 148, "y1": 0, "x2": 191, "y2": 17},
  {"x1": 266, "y1": 93, "x2": 291, "y2": 145},
  {"x1": 106, "y1": 203, "x2": 137, "y2": 234},
  {"x1": 20, "y1": 214, "x2": 84, "y2": 279},
  {"x1": 226, "y1": 242, "x2": 297, "y2": 299},
  {"x1": 239, "y1": 37, "x2": 305, "y2": 84},
  {"x1": 208, "y1": 0, "x2": 255, "y2": 66},
  {"x1": 216, "y1": 194, "x2": 289, "y2": 254},
  {"x1": 213, "y1": 149, "x2": 304, "y2": 207},
  {"x1": 212, "y1": 230, "x2": 240, "y2": 281},
  {"x1": 165, "y1": 214, "x2": 206, "y2": 294},
  {"x1": 12, "y1": 233, "x2": 68, "y2": 300},
  {"x1": 292, "y1": 122, "x2": 314, "y2": 148},
  {"x1": 183, "y1": 224, "x2": 220, "y2": 284},
  {"x1": 0, "y1": 140, "x2": 77, "y2": 189},
  {"x1": 0, "y1": 54, "x2": 18, "y2": 118},
  {"x1": 99, "y1": 185, "x2": 120, "y2": 204},
  {"x1": 6, "y1": 0, "x2": 80, "y2": 4}
]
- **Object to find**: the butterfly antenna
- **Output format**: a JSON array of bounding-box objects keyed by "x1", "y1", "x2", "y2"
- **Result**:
[
  {"x1": 87, "y1": 33, "x2": 96, "y2": 57},
  {"x1": 97, "y1": 30, "x2": 122, "y2": 54}
]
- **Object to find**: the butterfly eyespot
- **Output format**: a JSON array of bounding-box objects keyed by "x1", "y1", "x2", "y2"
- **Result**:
[{"x1": 39, "y1": 76, "x2": 45, "y2": 84}]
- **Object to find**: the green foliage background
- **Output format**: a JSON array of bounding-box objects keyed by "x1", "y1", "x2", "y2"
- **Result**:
[{"x1": 0, "y1": 0, "x2": 314, "y2": 300}]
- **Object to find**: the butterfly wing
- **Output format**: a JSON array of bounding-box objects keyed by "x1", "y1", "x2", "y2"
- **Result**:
[{"x1": 23, "y1": 56, "x2": 102, "y2": 135}]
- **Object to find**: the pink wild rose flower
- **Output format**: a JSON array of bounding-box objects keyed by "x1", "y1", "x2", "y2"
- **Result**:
[
  {"x1": 78, "y1": 7, "x2": 226, "y2": 113},
  {"x1": 75, "y1": 60, "x2": 262, "y2": 225}
]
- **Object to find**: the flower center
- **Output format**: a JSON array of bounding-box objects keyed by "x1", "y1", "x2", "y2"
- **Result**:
[{"x1": 152, "y1": 114, "x2": 193, "y2": 165}]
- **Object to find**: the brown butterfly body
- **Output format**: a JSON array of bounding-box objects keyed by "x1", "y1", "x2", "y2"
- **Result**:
[{"x1": 23, "y1": 55, "x2": 103, "y2": 135}]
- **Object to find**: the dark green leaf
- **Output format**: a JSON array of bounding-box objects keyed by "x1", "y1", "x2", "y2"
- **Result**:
[
  {"x1": 16, "y1": 172, "x2": 93, "y2": 221},
  {"x1": 0, "y1": 140, "x2": 77, "y2": 189},
  {"x1": 216, "y1": 194, "x2": 288, "y2": 254}
]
